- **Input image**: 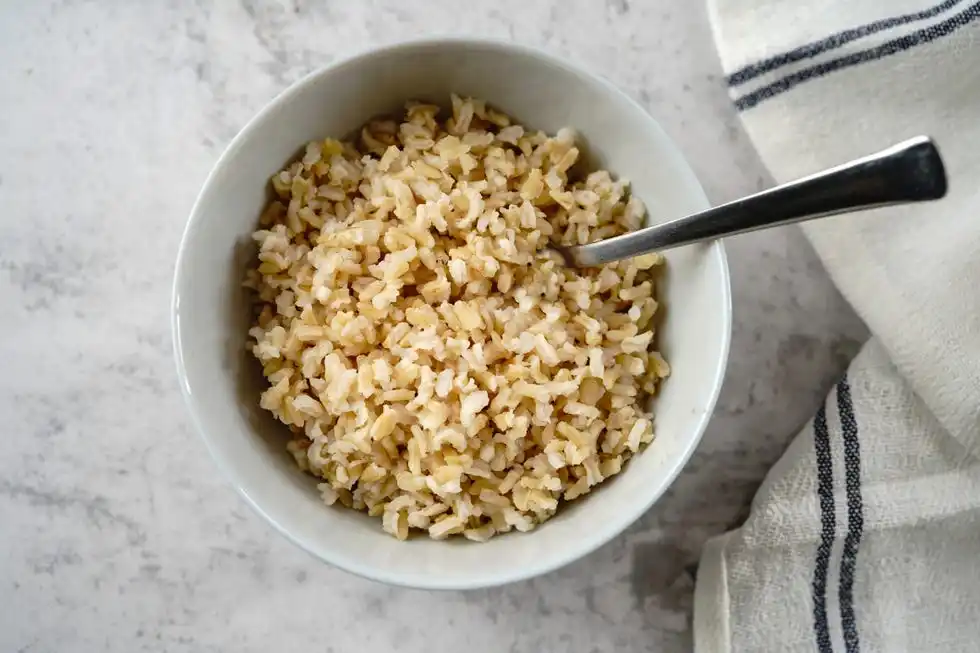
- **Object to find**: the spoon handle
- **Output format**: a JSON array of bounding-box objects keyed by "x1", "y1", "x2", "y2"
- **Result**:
[{"x1": 563, "y1": 135, "x2": 947, "y2": 268}]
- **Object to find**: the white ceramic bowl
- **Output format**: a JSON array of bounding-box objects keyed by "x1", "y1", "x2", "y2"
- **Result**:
[{"x1": 172, "y1": 38, "x2": 731, "y2": 590}]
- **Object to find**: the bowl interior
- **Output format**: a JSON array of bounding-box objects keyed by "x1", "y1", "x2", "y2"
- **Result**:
[{"x1": 173, "y1": 40, "x2": 730, "y2": 589}]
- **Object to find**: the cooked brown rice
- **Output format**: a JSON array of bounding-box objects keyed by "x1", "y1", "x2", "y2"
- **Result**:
[{"x1": 246, "y1": 96, "x2": 669, "y2": 541}]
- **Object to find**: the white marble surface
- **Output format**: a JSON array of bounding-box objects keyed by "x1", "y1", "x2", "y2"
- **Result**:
[{"x1": 0, "y1": 1, "x2": 867, "y2": 651}]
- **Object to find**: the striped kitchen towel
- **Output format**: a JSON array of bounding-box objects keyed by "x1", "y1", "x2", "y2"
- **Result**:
[{"x1": 697, "y1": 1, "x2": 980, "y2": 651}]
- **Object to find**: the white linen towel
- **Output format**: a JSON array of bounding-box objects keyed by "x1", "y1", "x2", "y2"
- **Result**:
[{"x1": 697, "y1": 1, "x2": 980, "y2": 651}]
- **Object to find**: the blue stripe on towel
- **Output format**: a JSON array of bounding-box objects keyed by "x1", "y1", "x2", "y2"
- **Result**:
[
  {"x1": 734, "y1": 1, "x2": 980, "y2": 110},
  {"x1": 812, "y1": 401, "x2": 836, "y2": 653},
  {"x1": 727, "y1": 0, "x2": 965, "y2": 86},
  {"x1": 837, "y1": 376, "x2": 864, "y2": 653}
]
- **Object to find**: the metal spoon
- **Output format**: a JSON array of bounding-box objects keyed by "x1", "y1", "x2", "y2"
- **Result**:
[{"x1": 558, "y1": 136, "x2": 947, "y2": 268}]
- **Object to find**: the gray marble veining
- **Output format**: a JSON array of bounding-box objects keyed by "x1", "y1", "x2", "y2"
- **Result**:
[{"x1": 0, "y1": 1, "x2": 866, "y2": 651}]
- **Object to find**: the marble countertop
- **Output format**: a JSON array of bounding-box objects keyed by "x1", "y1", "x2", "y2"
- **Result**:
[{"x1": 0, "y1": 1, "x2": 867, "y2": 651}]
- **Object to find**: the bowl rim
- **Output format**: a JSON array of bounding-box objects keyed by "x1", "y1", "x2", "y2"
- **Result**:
[{"x1": 172, "y1": 35, "x2": 732, "y2": 590}]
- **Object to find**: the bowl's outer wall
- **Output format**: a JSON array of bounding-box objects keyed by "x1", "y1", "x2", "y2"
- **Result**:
[{"x1": 173, "y1": 39, "x2": 731, "y2": 589}]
